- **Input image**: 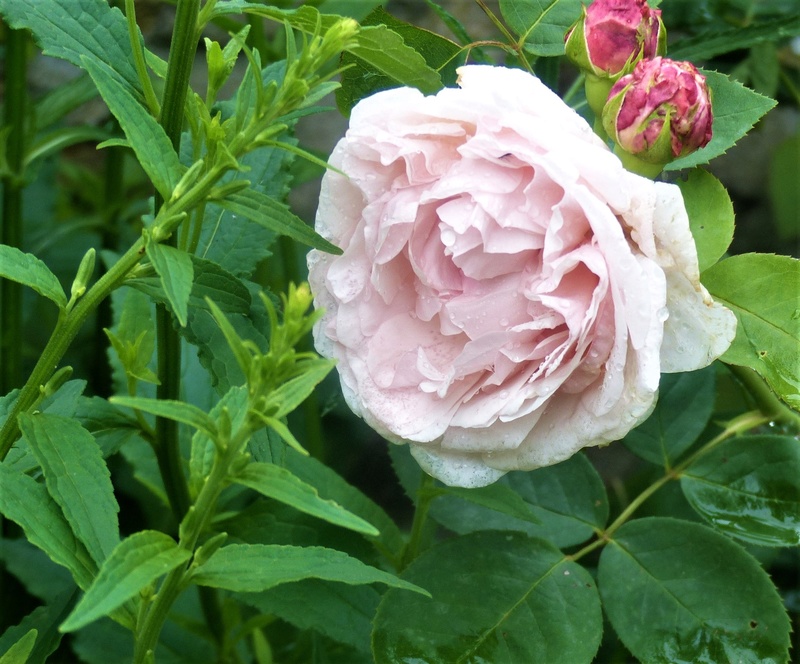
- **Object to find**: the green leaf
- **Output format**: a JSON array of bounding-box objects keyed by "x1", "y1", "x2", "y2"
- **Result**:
[
  {"x1": 768, "y1": 132, "x2": 800, "y2": 241},
  {"x1": 669, "y1": 14, "x2": 800, "y2": 62},
  {"x1": 623, "y1": 366, "x2": 716, "y2": 467},
  {"x1": 500, "y1": 0, "x2": 583, "y2": 56},
  {"x1": 266, "y1": 360, "x2": 335, "y2": 419},
  {"x1": 233, "y1": 462, "x2": 379, "y2": 536},
  {"x1": 192, "y1": 544, "x2": 428, "y2": 595},
  {"x1": 18, "y1": 413, "x2": 120, "y2": 566},
  {"x1": 681, "y1": 434, "x2": 800, "y2": 547},
  {"x1": 677, "y1": 169, "x2": 735, "y2": 272},
  {"x1": 598, "y1": 518, "x2": 791, "y2": 663},
  {"x1": 110, "y1": 396, "x2": 217, "y2": 439},
  {"x1": 0, "y1": 589, "x2": 77, "y2": 664},
  {"x1": 61, "y1": 531, "x2": 191, "y2": 632},
  {"x1": 0, "y1": 0, "x2": 141, "y2": 93},
  {"x1": 702, "y1": 253, "x2": 800, "y2": 409},
  {"x1": 218, "y1": 189, "x2": 341, "y2": 255},
  {"x1": 0, "y1": 245, "x2": 66, "y2": 309},
  {"x1": 0, "y1": 630, "x2": 37, "y2": 664},
  {"x1": 436, "y1": 483, "x2": 541, "y2": 525},
  {"x1": 666, "y1": 70, "x2": 777, "y2": 171},
  {"x1": 0, "y1": 464, "x2": 96, "y2": 589},
  {"x1": 34, "y1": 74, "x2": 99, "y2": 131},
  {"x1": 145, "y1": 241, "x2": 194, "y2": 327},
  {"x1": 373, "y1": 531, "x2": 602, "y2": 664},
  {"x1": 81, "y1": 57, "x2": 183, "y2": 200}
]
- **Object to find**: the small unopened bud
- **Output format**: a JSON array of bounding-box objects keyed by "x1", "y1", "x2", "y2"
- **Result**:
[
  {"x1": 69, "y1": 248, "x2": 96, "y2": 304},
  {"x1": 603, "y1": 57, "x2": 713, "y2": 172}
]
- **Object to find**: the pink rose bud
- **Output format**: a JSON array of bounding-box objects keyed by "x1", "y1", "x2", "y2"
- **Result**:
[
  {"x1": 603, "y1": 57, "x2": 713, "y2": 168},
  {"x1": 565, "y1": 0, "x2": 665, "y2": 79}
]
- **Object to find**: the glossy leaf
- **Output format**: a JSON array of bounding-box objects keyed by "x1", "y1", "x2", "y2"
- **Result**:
[
  {"x1": 623, "y1": 366, "x2": 716, "y2": 466},
  {"x1": 191, "y1": 544, "x2": 428, "y2": 595},
  {"x1": 0, "y1": 245, "x2": 66, "y2": 309},
  {"x1": 233, "y1": 462, "x2": 379, "y2": 536},
  {"x1": 677, "y1": 169, "x2": 735, "y2": 272},
  {"x1": 599, "y1": 518, "x2": 791, "y2": 663},
  {"x1": 373, "y1": 531, "x2": 602, "y2": 664},
  {"x1": 702, "y1": 253, "x2": 800, "y2": 410},
  {"x1": 500, "y1": 0, "x2": 583, "y2": 56},
  {"x1": 145, "y1": 241, "x2": 194, "y2": 327},
  {"x1": 681, "y1": 434, "x2": 800, "y2": 547},
  {"x1": 19, "y1": 412, "x2": 120, "y2": 566},
  {"x1": 0, "y1": 629, "x2": 37, "y2": 664},
  {"x1": 666, "y1": 71, "x2": 777, "y2": 171},
  {"x1": 0, "y1": 464, "x2": 96, "y2": 589},
  {"x1": 61, "y1": 531, "x2": 190, "y2": 632}
]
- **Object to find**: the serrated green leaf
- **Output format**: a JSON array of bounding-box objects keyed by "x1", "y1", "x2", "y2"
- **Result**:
[
  {"x1": 192, "y1": 544, "x2": 428, "y2": 595},
  {"x1": 61, "y1": 531, "x2": 190, "y2": 632},
  {"x1": 437, "y1": 482, "x2": 541, "y2": 525},
  {"x1": 500, "y1": 0, "x2": 583, "y2": 56},
  {"x1": 599, "y1": 518, "x2": 791, "y2": 663},
  {"x1": 677, "y1": 169, "x2": 735, "y2": 272},
  {"x1": 0, "y1": 464, "x2": 96, "y2": 589},
  {"x1": 145, "y1": 241, "x2": 194, "y2": 327},
  {"x1": 218, "y1": 189, "x2": 341, "y2": 255},
  {"x1": 18, "y1": 413, "x2": 119, "y2": 566},
  {"x1": 0, "y1": 0, "x2": 140, "y2": 93},
  {"x1": 233, "y1": 462, "x2": 379, "y2": 536},
  {"x1": 373, "y1": 531, "x2": 602, "y2": 664},
  {"x1": 702, "y1": 253, "x2": 800, "y2": 409},
  {"x1": 0, "y1": 245, "x2": 66, "y2": 309},
  {"x1": 81, "y1": 57, "x2": 183, "y2": 200},
  {"x1": 669, "y1": 14, "x2": 800, "y2": 62},
  {"x1": 110, "y1": 396, "x2": 217, "y2": 439},
  {"x1": 208, "y1": 1, "x2": 339, "y2": 33},
  {"x1": 0, "y1": 629, "x2": 37, "y2": 664},
  {"x1": 681, "y1": 434, "x2": 800, "y2": 547},
  {"x1": 623, "y1": 366, "x2": 716, "y2": 467},
  {"x1": 666, "y1": 70, "x2": 777, "y2": 171}
]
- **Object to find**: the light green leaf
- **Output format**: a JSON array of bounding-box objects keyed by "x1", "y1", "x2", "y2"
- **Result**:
[
  {"x1": 0, "y1": 629, "x2": 37, "y2": 664},
  {"x1": 681, "y1": 435, "x2": 800, "y2": 547},
  {"x1": 61, "y1": 531, "x2": 190, "y2": 632},
  {"x1": 145, "y1": 241, "x2": 194, "y2": 327},
  {"x1": 623, "y1": 366, "x2": 716, "y2": 467},
  {"x1": 666, "y1": 70, "x2": 777, "y2": 171},
  {"x1": 500, "y1": 0, "x2": 583, "y2": 56},
  {"x1": 192, "y1": 544, "x2": 428, "y2": 595},
  {"x1": 373, "y1": 531, "x2": 602, "y2": 664},
  {"x1": 233, "y1": 462, "x2": 379, "y2": 536},
  {"x1": 0, "y1": 464, "x2": 96, "y2": 589},
  {"x1": 677, "y1": 169, "x2": 735, "y2": 272},
  {"x1": 599, "y1": 518, "x2": 791, "y2": 663},
  {"x1": 0, "y1": 245, "x2": 66, "y2": 309},
  {"x1": 110, "y1": 396, "x2": 217, "y2": 439},
  {"x1": 18, "y1": 413, "x2": 120, "y2": 566},
  {"x1": 81, "y1": 57, "x2": 183, "y2": 200},
  {"x1": 218, "y1": 189, "x2": 342, "y2": 255},
  {"x1": 266, "y1": 360, "x2": 335, "y2": 419},
  {"x1": 702, "y1": 253, "x2": 800, "y2": 409}
]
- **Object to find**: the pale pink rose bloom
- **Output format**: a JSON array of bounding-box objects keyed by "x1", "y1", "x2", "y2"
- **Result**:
[{"x1": 308, "y1": 65, "x2": 735, "y2": 488}]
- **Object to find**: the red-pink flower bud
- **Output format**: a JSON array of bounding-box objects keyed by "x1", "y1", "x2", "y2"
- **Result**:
[
  {"x1": 565, "y1": 0, "x2": 665, "y2": 79},
  {"x1": 603, "y1": 57, "x2": 713, "y2": 167}
]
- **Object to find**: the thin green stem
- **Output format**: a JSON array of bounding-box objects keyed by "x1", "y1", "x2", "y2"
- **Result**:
[
  {"x1": 401, "y1": 473, "x2": 437, "y2": 568},
  {"x1": 1, "y1": 25, "x2": 28, "y2": 394},
  {"x1": 124, "y1": 0, "x2": 161, "y2": 117}
]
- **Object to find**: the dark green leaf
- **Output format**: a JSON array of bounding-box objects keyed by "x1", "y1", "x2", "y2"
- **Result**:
[
  {"x1": 623, "y1": 366, "x2": 716, "y2": 466},
  {"x1": 666, "y1": 70, "x2": 777, "y2": 171},
  {"x1": 702, "y1": 253, "x2": 800, "y2": 410},
  {"x1": 145, "y1": 242, "x2": 194, "y2": 327},
  {"x1": 18, "y1": 413, "x2": 120, "y2": 566},
  {"x1": 0, "y1": 245, "x2": 66, "y2": 309},
  {"x1": 0, "y1": 539, "x2": 73, "y2": 602},
  {"x1": 61, "y1": 531, "x2": 190, "y2": 632},
  {"x1": 192, "y1": 544, "x2": 428, "y2": 595},
  {"x1": 599, "y1": 518, "x2": 791, "y2": 663},
  {"x1": 0, "y1": 589, "x2": 77, "y2": 664},
  {"x1": 0, "y1": 464, "x2": 96, "y2": 589},
  {"x1": 677, "y1": 169, "x2": 735, "y2": 272},
  {"x1": 34, "y1": 74, "x2": 98, "y2": 131},
  {"x1": 438, "y1": 483, "x2": 541, "y2": 525},
  {"x1": 233, "y1": 462, "x2": 379, "y2": 536},
  {"x1": 500, "y1": 0, "x2": 583, "y2": 56},
  {"x1": 768, "y1": 132, "x2": 800, "y2": 241},
  {"x1": 373, "y1": 531, "x2": 602, "y2": 664},
  {"x1": 681, "y1": 434, "x2": 800, "y2": 547}
]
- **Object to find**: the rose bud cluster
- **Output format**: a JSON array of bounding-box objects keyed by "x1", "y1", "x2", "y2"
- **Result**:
[
  {"x1": 308, "y1": 66, "x2": 735, "y2": 488},
  {"x1": 603, "y1": 57, "x2": 714, "y2": 171}
]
